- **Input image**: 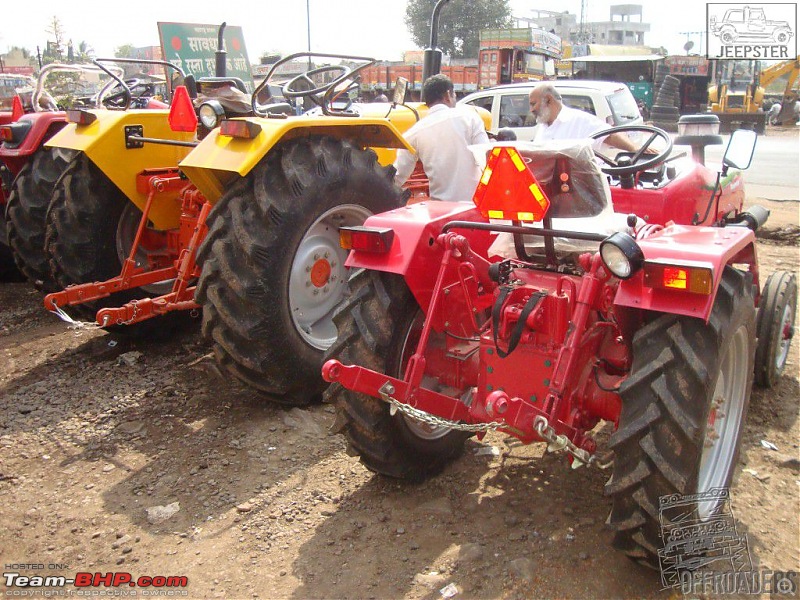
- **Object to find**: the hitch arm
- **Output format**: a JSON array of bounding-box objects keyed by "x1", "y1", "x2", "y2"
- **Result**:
[{"x1": 322, "y1": 360, "x2": 471, "y2": 422}]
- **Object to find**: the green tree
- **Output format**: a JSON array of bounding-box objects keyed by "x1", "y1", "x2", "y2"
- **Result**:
[
  {"x1": 405, "y1": 0, "x2": 512, "y2": 58},
  {"x1": 114, "y1": 44, "x2": 135, "y2": 58}
]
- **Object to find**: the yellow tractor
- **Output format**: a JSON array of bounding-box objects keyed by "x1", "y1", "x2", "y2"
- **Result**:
[{"x1": 43, "y1": 52, "x2": 489, "y2": 405}]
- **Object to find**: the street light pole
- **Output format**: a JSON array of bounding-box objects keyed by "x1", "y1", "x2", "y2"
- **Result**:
[{"x1": 306, "y1": 0, "x2": 312, "y2": 68}]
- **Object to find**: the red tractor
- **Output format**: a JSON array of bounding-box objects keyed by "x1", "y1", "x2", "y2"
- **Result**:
[{"x1": 322, "y1": 125, "x2": 797, "y2": 568}]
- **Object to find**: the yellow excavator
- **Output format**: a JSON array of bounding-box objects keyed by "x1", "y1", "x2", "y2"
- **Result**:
[
  {"x1": 708, "y1": 55, "x2": 799, "y2": 132},
  {"x1": 764, "y1": 55, "x2": 800, "y2": 126}
]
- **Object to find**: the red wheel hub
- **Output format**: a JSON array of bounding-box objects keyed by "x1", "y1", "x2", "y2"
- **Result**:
[{"x1": 310, "y1": 259, "x2": 332, "y2": 288}]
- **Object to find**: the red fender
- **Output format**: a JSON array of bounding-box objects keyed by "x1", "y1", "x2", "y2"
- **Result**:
[
  {"x1": 345, "y1": 201, "x2": 492, "y2": 314},
  {"x1": 0, "y1": 112, "x2": 68, "y2": 175},
  {"x1": 615, "y1": 224, "x2": 758, "y2": 321}
]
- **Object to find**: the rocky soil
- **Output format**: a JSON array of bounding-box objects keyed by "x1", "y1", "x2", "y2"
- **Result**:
[{"x1": 1, "y1": 206, "x2": 798, "y2": 599}]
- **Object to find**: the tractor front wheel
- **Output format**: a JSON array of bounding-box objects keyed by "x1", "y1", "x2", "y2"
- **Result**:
[
  {"x1": 755, "y1": 271, "x2": 797, "y2": 388},
  {"x1": 605, "y1": 266, "x2": 756, "y2": 568},
  {"x1": 7, "y1": 147, "x2": 75, "y2": 291},
  {"x1": 195, "y1": 136, "x2": 404, "y2": 404},
  {"x1": 324, "y1": 269, "x2": 471, "y2": 480}
]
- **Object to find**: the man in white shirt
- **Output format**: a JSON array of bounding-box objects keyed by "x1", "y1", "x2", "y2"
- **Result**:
[
  {"x1": 529, "y1": 84, "x2": 642, "y2": 152},
  {"x1": 393, "y1": 75, "x2": 490, "y2": 202}
]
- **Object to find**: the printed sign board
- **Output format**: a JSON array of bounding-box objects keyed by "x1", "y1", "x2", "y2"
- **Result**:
[{"x1": 157, "y1": 22, "x2": 254, "y2": 91}]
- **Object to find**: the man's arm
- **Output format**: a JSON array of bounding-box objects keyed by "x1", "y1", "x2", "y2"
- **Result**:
[{"x1": 393, "y1": 148, "x2": 418, "y2": 187}]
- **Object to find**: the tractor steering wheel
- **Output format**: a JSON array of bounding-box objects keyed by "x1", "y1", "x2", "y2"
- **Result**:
[
  {"x1": 101, "y1": 78, "x2": 143, "y2": 108},
  {"x1": 282, "y1": 65, "x2": 352, "y2": 102},
  {"x1": 589, "y1": 124, "x2": 672, "y2": 177}
]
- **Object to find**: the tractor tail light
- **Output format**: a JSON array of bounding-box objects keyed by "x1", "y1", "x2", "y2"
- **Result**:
[
  {"x1": 66, "y1": 110, "x2": 97, "y2": 126},
  {"x1": 0, "y1": 121, "x2": 32, "y2": 145},
  {"x1": 643, "y1": 262, "x2": 714, "y2": 295},
  {"x1": 220, "y1": 119, "x2": 262, "y2": 139},
  {"x1": 339, "y1": 226, "x2": 394, "y2": 253}
]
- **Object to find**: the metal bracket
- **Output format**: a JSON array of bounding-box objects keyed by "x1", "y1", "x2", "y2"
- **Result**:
[{"x1": 125, "y1": 125, "x2": 144, "y2": 149}]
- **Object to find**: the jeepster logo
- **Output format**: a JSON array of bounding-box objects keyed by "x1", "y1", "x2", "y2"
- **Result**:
[{"x1": 707, "y1": 3, "x2": 797, "y2": 59}]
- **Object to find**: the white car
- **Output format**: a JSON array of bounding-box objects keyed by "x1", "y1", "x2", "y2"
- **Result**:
[{"x1": 459, "y1": 80, "x2": 644, "y2": 141}]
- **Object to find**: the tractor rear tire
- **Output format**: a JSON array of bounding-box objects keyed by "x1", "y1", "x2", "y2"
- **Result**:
[
  {"x1": 195, "y1": 136, "x2": 404, "y2": 404},
  {"x1": 7, "y1": 147, "x2": 74, "y2": 291},
  {"x1": 605, "y1": 266, "x2": 756, "y2": 568},
  {"x1": 754, "y1": 271, "x2": 797, "y2": 388},
  {"x1": 45, "y1": 152, "x2": 181, "y2": 335},
  {"x1": 324, "y1": 269, "x2": 471, "y2": 480},
  {"x1": 0, "y1": 210, "x2": 24, "y2": 282}
]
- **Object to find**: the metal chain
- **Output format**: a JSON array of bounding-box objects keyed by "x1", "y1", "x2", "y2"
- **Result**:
[
  {"x1": 379, "y1": 383, "x2": 504, "y2": 432},
  {"x1": 387, "y1": 398, "x2": 505, "y2": 432},
  {"x1": 378, "y1": 383, "x2": 615, "y2": 469},
  {"x1": 533, "y1": 415, "x2": 613, "y2": 469}
]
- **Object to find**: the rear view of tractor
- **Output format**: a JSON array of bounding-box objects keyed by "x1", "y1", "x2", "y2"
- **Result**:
[
  {"x1": 41, "y1": 44, "x2": 479, "y2": 404},
  {"x1": 0, "y1": 62, "x2": 169, "y2": 288},
  {"x1": 322, "y1": 126, "x2": 796, "y2": 570}
]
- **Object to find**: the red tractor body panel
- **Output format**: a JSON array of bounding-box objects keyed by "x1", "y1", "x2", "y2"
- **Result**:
[
  {"x1": 0, "y1": 112, "x2": 67, "y2": 176},
  {"x1": 617, "y1": 224, "x2": 758, "y2": 319},
  {"x1": 345, "y1": 202, "x2": 493, "y2": 314},
  {"x1": 610, "y1": 164, "x2": 745, "y2": 226}
]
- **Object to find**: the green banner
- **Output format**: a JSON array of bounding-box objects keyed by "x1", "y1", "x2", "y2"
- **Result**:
[{"x1": 158, "y1": 22, "x2": 253, "y2": 92}]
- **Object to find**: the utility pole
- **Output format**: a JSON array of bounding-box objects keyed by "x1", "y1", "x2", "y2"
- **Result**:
[
  {"x1": 679, "y1": 31, "x2": 705, "y2": 53},
  {"x1": 306, "y1": 0, "x2": 312, "y2": 69}
]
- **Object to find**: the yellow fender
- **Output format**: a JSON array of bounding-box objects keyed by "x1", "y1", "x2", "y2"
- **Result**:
[
  {"x1": 180, "y1": 103, "x2": 493, "y2": 203},
  {"x1": 45, "y1": 110, "x2": 195, "y2": 230}
]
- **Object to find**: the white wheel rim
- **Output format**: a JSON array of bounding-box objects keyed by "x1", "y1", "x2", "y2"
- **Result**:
[
  {"x1": 115, "y1": 203, "x2": 173, "y2": 295},
  {"x1": 289, "y1": 204, "x2": 371, "y2": 350},
  {"x1": 697, "y1": 324, "x2": 749, "y2": 520},
  {"x1": 775, "y1": 303, "x2": 794, "y2": 372},
  {"x1": 397, "y1": 312, "x2": 453, "y2": 441}
]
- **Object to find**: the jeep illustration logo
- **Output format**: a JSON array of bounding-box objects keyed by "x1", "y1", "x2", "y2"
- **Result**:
[{"x1": 707, "y1": 3, "x2": 797, "y2": 59}]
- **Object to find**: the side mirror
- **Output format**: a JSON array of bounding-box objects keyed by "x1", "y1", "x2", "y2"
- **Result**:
[
  {"x1": 393, "y1": 77, "x2": 409, "y2": 105},
  {"x1": 722, "y1": 129, "x2": 757, "y2": 171}
]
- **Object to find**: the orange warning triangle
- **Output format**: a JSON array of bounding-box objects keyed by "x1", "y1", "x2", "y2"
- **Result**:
[
  {"x1": 168, "y1": 86, "x2": 198, "y2": 132},
  {"x1": 11, "y1": 95, "x2": 24, "y2": 121},
  {"x1": 472, "y1": 146, "x2": 550, "y2": 222}
]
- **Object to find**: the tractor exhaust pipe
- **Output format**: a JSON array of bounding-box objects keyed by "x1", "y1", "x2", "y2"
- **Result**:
[
  {"x1": 729, "y1": 205, "x2": 770, "y2": 231},
  {"x1": 215, "y1": 22, "x2": 227, "y2": 77},
  {"x1": 422, "y1": 0, "x2": 451, "y2": 88}
]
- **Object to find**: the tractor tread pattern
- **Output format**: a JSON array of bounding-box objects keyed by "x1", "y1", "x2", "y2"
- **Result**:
[
  {"x1": 324, "y1": 269, "x2": 468, "y2": 481},
  {"x1": 194, "y1": 136, "x2": 402, "y2": 404},
  {"x1": 7, "y1": 148, "x2": 74, "y2": 290},
  {"x1": 605, "y1": 267, "x2": 755, "y2": 569}
]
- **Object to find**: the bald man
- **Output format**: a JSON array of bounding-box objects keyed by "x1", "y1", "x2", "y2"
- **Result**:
[{"x1": 528, "y1": 84, "x2": 644, "y2": 152}]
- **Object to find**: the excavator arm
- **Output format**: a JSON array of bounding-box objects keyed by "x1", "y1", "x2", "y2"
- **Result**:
[{"x1": 761, "y1": 55, "x2": 800, "y2": 126}]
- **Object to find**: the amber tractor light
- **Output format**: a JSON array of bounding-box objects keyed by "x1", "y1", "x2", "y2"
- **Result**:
[
  {"x1": 198, "y1": 100, "x2": 225, "y2": 129},
  {"x1": 599, "y1": 232, "x2": 644, "y2": 279},
  {"x1": 66, "y1": 110, "x2": 97, "y2": 126},
  {"x1": 220, "y1": 119, "x2": 262, "y2": 139},
  {"x1": 339, "y1": 226, "x2": 394, "y2": 253}
]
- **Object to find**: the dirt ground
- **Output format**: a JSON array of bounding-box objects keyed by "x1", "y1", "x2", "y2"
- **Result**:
[{"x1": 1, "y1": 185, "x2": 798, "y2": 599}]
